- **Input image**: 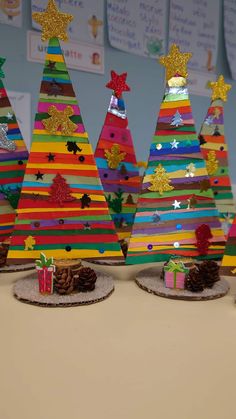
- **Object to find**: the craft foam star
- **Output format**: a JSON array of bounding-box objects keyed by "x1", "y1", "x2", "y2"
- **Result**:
[
  {"x1": 84, "y1": 222, "x2": 91, "y2": 230},
  {"x1": 32, "y1": 0, "x2": 73, "y2": 42},
  {"x1": 47, "y1": 153, "x2": 55, "y2": 162},
  {"x1": 6, "y1": 112, "x2": 13, "y2": 120},
  {"x1": 159, "y1": 44, "x2": 192, "y2": 81},
  {"x1": 172, "y1": 200, "x2": 181, "y2": 209},
  {"x1": 35, "y1": 171, "x2": 44, "y2": 180},
  {"x1": 106, "y1": 70, "x2": 130, "y2": 98},
  {"x1": 170, "y1": 139, "x2": 179, "y2": 149},
  {"x1": 0, "y1": 57, "x2": 5, "y2": 78},
  {"x1": 209, "y1": 75, "x2": 231, "y2": 102}
]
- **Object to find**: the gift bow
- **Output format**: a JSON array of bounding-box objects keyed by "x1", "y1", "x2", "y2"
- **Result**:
[{"x1": 164, "y1": 259, "x2": 188, "y2": 273}]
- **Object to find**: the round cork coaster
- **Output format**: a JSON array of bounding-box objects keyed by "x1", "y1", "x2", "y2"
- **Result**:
[
  {"x1": 89, "y1": 259, "x2": 125, "y2": 267},
  {"x1": 0, "y1": 263, "x2": 35, "y2": 273},
  {"x1": 135, "y1": 266, "x2": 229, "y2": 301},
  {"x1": 13, "y1": 270, "x2": 114, "y2": 307}
]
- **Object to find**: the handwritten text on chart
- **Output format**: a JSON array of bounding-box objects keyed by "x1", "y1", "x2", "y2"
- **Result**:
[
  {"x1": 107, "y1": 0, "x2": 167, "y2": 58},
  {"x1": 169, "y1": 0, "x2": 220, "y2": 73}
]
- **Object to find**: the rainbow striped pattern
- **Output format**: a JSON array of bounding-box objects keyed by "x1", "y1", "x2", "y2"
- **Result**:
[
  {"x1": 199, "y1": 98, "x2": 235, "y2": 234},
  {"x1": 94, "y1": 93, "x2": 141, "y2": 245},
  {"x1": 0, "y1": 78, "x2": 28, "y2": 242},
  {"x1": 221, "y1": 215, "x2": 236, "y2": 276},
  {"x1": 126, "y1": 84, "x2": 226, "y2": 265},
  {"x1": 7, "y1": 37, "x2": 123, "y2": 264}
]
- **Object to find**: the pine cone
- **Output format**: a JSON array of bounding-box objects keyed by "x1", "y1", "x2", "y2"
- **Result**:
[
  {"x1": 54, "y1": 267, "x2": 74, "y2": 295},
  {"x1": 185, "y1": 266, "x2": 205, "y2": 292},
  {"x1": 198, "y1": 260, "x2": 220, "y2": 288},
  {"x1": 0, "y1": 243, "x2": 9, "y2": 267},
  {"x1": 76, "y1": 267, "x2": 97, "y2": 292},
  {"x1": 119, "y1": 240, "x2": 128, "y2": 258}
]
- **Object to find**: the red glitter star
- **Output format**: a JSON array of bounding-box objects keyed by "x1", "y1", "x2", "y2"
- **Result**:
[{"x1": 106, "y1": 70, "x2": 130, "y2": 98}]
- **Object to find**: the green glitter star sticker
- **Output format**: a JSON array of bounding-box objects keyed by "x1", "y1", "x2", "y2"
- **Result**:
[{"x1": 0, "y1": 57, "x2": 5, "y2": 78}]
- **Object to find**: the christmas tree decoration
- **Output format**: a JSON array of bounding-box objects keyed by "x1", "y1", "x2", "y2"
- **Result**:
[
  {"x1": 198, "y1": 74, "x2": 235, "y2": 235},
  {"x1": 94, "y1": 70, "x2": 141, "y2": 253},
  {"x1": 148, "y1": 164, "x2": 174, "y2": 195},
  {"x1": 0, "y1": 56, "x2": 28, "y2": 267},
  {"x1": 126, "y1": 44, "x2": 225, "y2": 265},
  {"x1": 7, "y1": 1, "x2": 123, "y2": 265}
]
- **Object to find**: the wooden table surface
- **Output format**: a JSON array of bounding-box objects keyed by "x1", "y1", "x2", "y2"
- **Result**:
[{"x1": 0, "y1": 262, "x2": 236, "y2": 419}]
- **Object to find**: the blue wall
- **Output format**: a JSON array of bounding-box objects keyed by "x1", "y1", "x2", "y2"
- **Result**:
[{"x1": 1, "y1": 1, "x2": 236, "y2": 179}]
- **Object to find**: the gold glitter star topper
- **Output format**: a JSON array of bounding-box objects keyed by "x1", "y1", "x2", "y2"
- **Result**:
[
  {"x1": 32, "y1": 0, "x2": 73, "y2": 42},
  {"x1": 209, "y1": 75, "x2": 231, "y2": 102},
  {"x1": 159, "y1": 44, "x2": 192, "y2": 81}
]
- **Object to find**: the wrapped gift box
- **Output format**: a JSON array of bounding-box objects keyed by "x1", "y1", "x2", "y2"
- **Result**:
[
  {"x1": 36, "y1": 266, "x2": 54, "y2": 294},
  {"x1": 164, "y1": 260, "x2": 189, "y2": 289}
]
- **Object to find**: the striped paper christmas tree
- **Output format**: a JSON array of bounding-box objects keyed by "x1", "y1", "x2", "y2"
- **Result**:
[
  {"x1": 198, "y1": 75, "x2": 235, "y2": 235},
  {"x1": 94, "y1": 70, "x2": 141, "y2": 254},
  {"x1": 0, "y1": 57, "x2": 28, "y2": 243},
  {"x1": 220, "y1": 216, "x2": 236, "y2": 276},
  {"x1": 7, "y1": 1, "x2": 123, "y2": 264},
  {"x1": 126, "y1": 45, "x2": 225, "y2": 265}
]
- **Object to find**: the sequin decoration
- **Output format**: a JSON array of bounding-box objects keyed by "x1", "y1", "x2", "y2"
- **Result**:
[
  {"x1": 147, "y1": 244, "x2": 153, "y2": 250},
  {"x1": 0, "y1": 123, "x2": 16, "y2": 151},
  {"x1": 174, "y1": 242, "x2": 180, "y2": 248},
  {"x1": 42, "y1": 105, "x2": 77, "y2": 135},
  {"x1": 156, "y1": 143, "x2": 162, "y2": 150},
  {"x1": 159, "y1": 44, "x2": 192, "y2": 81},
  {"x1": 32, "y1": 0, "x2": 73, "y2": 42}
]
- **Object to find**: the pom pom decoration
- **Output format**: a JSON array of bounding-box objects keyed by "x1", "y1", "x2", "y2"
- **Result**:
[{"x1": 195, "y1": 224, "x2": 213, "y2": 256}]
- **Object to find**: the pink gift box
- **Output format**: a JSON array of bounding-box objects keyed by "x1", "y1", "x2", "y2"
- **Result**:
[
  {"x1": 164, "y1": 271, "x2": 185, "y2": 289},
  {"x1": 36, "y1": 266, "x2": 54, "y2": 294}
]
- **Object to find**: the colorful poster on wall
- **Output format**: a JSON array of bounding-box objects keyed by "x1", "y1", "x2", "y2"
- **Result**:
[
  {"x1": 0, "y1": 0, "x2": 22, "y2": 27},
  {"x1": 169, "y1": 0, "x2": 220, "y2": 73},
  {"x1": 8, "y1": 91, "x2": 31, "y2": 150},
  {"x1": 107, "y1": 0, "x2": 167, "y2": 58},
  {"x1": 224, "y1": 0, "x2": 236, "y2": 80},
  {"x1": 31, "y1": 0, "x2": 104, "y2": 45}
]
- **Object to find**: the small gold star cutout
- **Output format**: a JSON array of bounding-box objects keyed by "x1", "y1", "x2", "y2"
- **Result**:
[
  {"x1": 32, "y1": 0, "x2": 73, "y2": 42},
  {"x1": 209, "y1": 75, "x2": 231, "y2": 102},
  {"x1": 159, "y1": 44, "x2": 192, "y2": 81}
]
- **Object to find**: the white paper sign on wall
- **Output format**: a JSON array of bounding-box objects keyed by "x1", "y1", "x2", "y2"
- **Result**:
[
  {"x1": 8, "y1": 91, "x2": 31, "y2": 151},
  {"x1": 27, "y1": 30, "x2": 104, "y2": 75}
]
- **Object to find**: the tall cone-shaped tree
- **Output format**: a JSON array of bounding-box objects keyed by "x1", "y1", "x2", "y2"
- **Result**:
[
  {"x1": 0, "y1": 57, "x2": 28, "y2": 243},
  {"x1": 94, "y1": 70, "x2": 141, "y2": 250},
  {"x1": 220, "y1": 216, "x2": 236, "y2": 276},
  {"x1": 126, "y1": 44, "x2": 225, "y2": 265},
  {"x1": 198, "y1": 75, "x2": 235, "y2": 235},
  {"x1": 7, "y1": 0, "x2": 123, "y2": 264}
]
